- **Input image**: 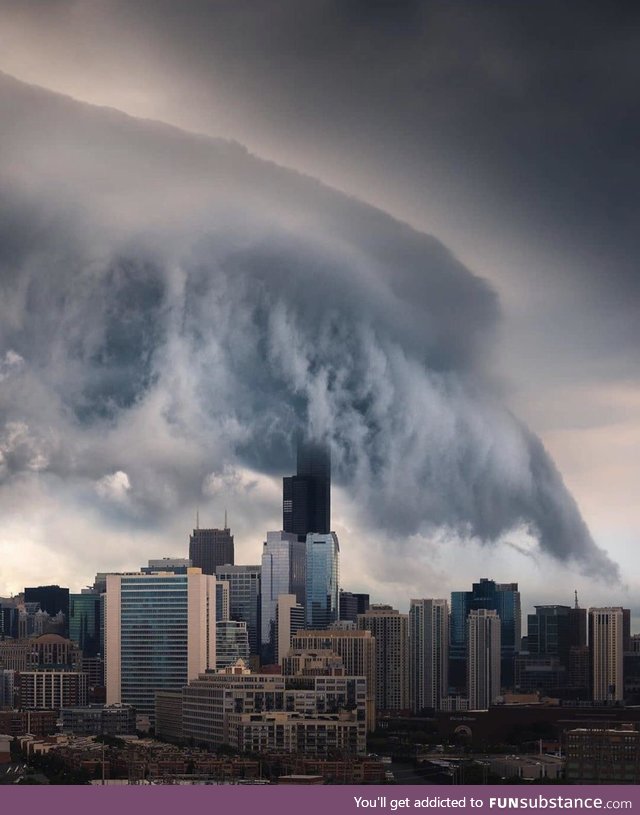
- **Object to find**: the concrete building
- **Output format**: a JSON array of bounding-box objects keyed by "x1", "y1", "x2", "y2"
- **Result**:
[
  {"x1": 357, "y1": 605, "x2": 409, "y2": 713},
  {"x1": 60, "y1": 704, "x2": 136, "y2": 736},
  {"x1": 19, "y1": 670, "x2": 88, "y2": 710},
  {"x1": 105, "y1": 569, "x2": 216, "y2": 723},
  {"x1": 178, "y1": 665, "x2": 366, "y2": 755},
  {"x1": 282, "y1": 649, "x2": 346, "y2": 677},
  {"x1": 0, "y1": 669, "x2": 16, "y2": 708},
  {"x1": 566, "y1": 725, "x2": 640, "y2": 783},
  {"x1": 291, "y1": 629, "x2": 376, "y2": 731},
  {"x1": 589, "y1": 607, "x2": 624, "y2": 702},
  {"x1": 0, "y1": 633, "x2": 82, "y2": 673},
  {"x1": 155, "y1": 691, "x2": 183, "y2": 743},
  {"x1": 409, "y1": 598, "x2": 449, "y2": 712},
  {"x1": 467, "y1": 608, "x2": 501, "y2": 710},
  {"x1": 142, "y1": 558, "x2": 192, "y2": 574},
  {"x1": 275, "y1": 594, "x2": 305, "y2": 665}
]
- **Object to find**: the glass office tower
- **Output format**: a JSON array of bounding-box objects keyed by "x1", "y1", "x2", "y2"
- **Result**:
[
  {"x1": 450, "y1": 578, "x2": 521, "y2": 691},
  {"x1": 215, "y1": 565, "x2": 261, "y2": 657},
  {"x1": 260, "y1": 531, "x2": 306, "y2": 663},
  {"x1": 68, "y1": 593, "x2": 101, "y2": 658},
  {"x1": 305, "y1": 532, "x2": 340, "y2": 629}
]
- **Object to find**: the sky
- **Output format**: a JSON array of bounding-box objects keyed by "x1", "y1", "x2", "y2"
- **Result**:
[{"x1": 0, "y1": 1, "x2": 638, "y2": 624}]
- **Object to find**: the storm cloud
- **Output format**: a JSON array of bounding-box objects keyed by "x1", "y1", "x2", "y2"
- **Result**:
[{"x1": 0, "y1": 72, "x2": 617, "y2": 581}]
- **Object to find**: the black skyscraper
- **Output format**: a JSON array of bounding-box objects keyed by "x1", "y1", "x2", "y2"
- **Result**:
[
  {"x1": 24, "y1": 585, "x2": 70, "y2": 636},
  {"x1": 283, "y1": 440, "x2": 331, "y2": 541},
  {"x1": 189, "y1": 525, "x2": 234, "y2": 575}
]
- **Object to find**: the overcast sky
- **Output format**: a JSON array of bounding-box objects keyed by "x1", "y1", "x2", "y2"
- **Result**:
[{"x1": 0, "y1": 1, "x2": 638, "y2": 624}]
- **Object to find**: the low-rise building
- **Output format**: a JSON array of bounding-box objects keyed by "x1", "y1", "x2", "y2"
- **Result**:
[
  {"x1": 174, "y1": 662, "x2": 367, "y2": 755},
  {"x1": 565, "y1": 725, "x2": 640, "y2": 784},
  {"x1": 60, "y1": 704, "x2": 136, "y2": 736}
]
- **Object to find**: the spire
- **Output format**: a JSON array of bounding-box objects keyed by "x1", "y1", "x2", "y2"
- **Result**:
[
  {"x1": 224, "y1": 507, "x2": 228, "y2": 530},
  {"x1": 574, "y1": 589, "x2": 579, "y2": 609}
]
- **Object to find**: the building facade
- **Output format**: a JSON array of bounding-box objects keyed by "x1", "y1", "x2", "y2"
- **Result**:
[
  {"x1": 305, "y1": 532, "x2": 340, "y2": 630},
  {"x1": 69, "y1": 593, "x2": 101, "y2": 658},
  {"x1": 215, "y1": 565, "x2": 261, "y2": 656},
  {"x1": 179, "y1": 668, "x2": 366, "y2": 755},
  {"x1": 105, "y1": 569, "x2": 216, "y2": 722},
  {"x1": 450, "y1": 578, "x2": 521, "y2": 691},
  {"x1": 189, "y1": 527, "x2": 234, "y2": 575},
  {"x1": 409, "y1": 598, "x2": 449, "y2": 712},
  {"x1": 357, "y1": 605, "x2": 409, "y2": 713},
  {"x1": 290, "y1": 630, "x2": 376, "y2": 730},
  {"x1": 19, "y1": 670, "x2": 87, "y2": 709},
  {"x1": 216, "y1": 620, "x2": 250, "y2": 669},
  {"x1": 589, "y1": 607, "x2": 624, "y2": 702},
  {"x1": 467, "y1": 608, "x2": 501, "y2": 709},
  {"x1": 275, "y1": 594, "x2": 306, "y2": 665},
  {"x1": 261, "y1": 531, "x2": 306, "y2": 662},
  {"x1": 283, "y1": 440, "x2": 331, "y2": 541}
]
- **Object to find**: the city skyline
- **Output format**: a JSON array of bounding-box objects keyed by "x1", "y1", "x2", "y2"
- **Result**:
[{"x1": 0, "y1": 4, "x2": 638, "y2": 626}]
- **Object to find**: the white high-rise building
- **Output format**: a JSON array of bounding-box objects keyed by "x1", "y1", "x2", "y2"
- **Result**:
[
  {"x1": 589, "y1": 607, "x2": 624, "y2": 702},
  {"x1": 467, "y1": 608, "x2": 501, "y2": 709},
  {"x1": 275, "y1": 594, "x2": 305, "y2": 664},
  {"x1": 409, "y1": 599, "x2": 449, "y2": 712},
  {"x1": 105, "y1": 568, "x2": 216, "y2": 723}
]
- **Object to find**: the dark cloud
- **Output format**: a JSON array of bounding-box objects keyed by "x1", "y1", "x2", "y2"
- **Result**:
[
  {"x1": 0, "y1": 73, "x2": 618, "y2": 579},
  {"x1": 2, "y1": 0, "x2": 637, "y2": 373}
]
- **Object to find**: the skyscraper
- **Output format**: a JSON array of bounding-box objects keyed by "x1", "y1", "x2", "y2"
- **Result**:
[
  {"x1": 450, "y1": 578, "x2": 521, "y2": 690},
  {"x1": 283, "y1": 440, "x2": 331, "y2": 541},
  {"x1": 260, "y1": 531, "x2": 306, "y2": 663},
  {"x1": 189, "y1": 525, "x2": 234, "y2": 575},
  {"x1": 409, "y1": 599, "x2": 449, "y2": 712},
  {"x1": 358, "y1": 605, "x2": 409, "y2": 713},
  {"x1": 105, "y1": 568, "x2": 216, "y2": 723},
  {"x1": 589, "y1": 607, "x2": 624, "y2": 702},
  {"x1": 467, "y1": 608, "x2": 501, "y2": 710},
  {"x1": 275, "y1": 594, "x2": 305, "y2": 664},
  {"x1": 68, "y1": 593, "x2": 101, "y2": 658},
  {"x1": 305, "y1": 532, "x2": 340, "y2": 629},
  {"x1": 216, "y1": 620, "x2": 249, "y2": 669},
  {"x1": 215, "y1": 565, "x2": 261, "y2": 657},
  {"x1": 339, "y1": 591, "x2": 370, "y2": 624}
]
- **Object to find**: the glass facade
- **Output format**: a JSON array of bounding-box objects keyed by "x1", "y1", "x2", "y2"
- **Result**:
[
  {"x1": 261, "y1": 531, "x2": 306, "y2": 661},
  {"x1": 305, "y1": 533, "x2": 340, "y2": 629},
  {"x1": 69, "y1": 593, "x2": 101, "y2": 658},
  {"x1": 216, "y1": 620, "x2": 250, "y2": 669},
  {"x1": 450, "y1": 578, "x2": 521, "y2": 690},
  {"x1": 215, "y1": 565, "x2": 261, "y2": 656},
  {"x1": 119, "y1": 576, "x2": 189, "y2": 720}
]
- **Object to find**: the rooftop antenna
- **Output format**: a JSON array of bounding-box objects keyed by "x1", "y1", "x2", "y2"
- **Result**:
[
  {"x1": 224, "y1": 507, "x2": 228, "y2": 530},
  {"x1": 574, "y1": 589, "x2": 579, "y2": 609},
  {"x1": 196, "y1": 507, "x2": 200, "y2": 531}
]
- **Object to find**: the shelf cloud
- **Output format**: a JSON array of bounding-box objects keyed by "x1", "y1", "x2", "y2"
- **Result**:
[{"x1": 0, "y1": 72, "x2": 618, "y2": 580}]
